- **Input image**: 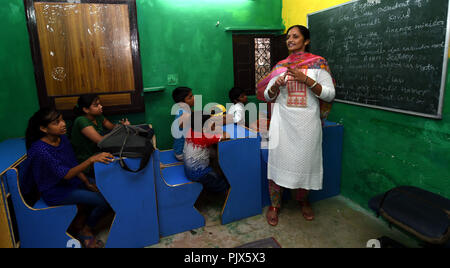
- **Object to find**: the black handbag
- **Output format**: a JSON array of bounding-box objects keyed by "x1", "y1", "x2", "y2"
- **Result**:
[{"x1": 97, "y1": 124, "x2": 155, "y2": 172}]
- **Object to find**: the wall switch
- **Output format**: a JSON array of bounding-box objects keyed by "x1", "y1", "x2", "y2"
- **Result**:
[{"x1": 167, "y1": 74, "x2": 178, "y2": 86}]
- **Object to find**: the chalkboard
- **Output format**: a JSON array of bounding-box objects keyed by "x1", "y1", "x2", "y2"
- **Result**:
[{"x1": 308, "y1": 0, "x2": 450, "y2": 118}]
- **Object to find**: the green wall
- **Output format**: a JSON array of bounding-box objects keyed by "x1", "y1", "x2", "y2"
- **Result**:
[
  {"x1": 0, "y1": 0, "x2": 283, "y2": 148},
  {"x1": 327, "y1": 64, "x2": 450, "y2": 208},
  {"x1": 137, "y1": 0, "x2": 283, "y2": 149},
  {"x1": 0, "y1": 1, "x2": 40, "y2": 142}
]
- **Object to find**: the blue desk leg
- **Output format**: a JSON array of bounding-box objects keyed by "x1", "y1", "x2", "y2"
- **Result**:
[
  {"x1": 94, "y1": 158, "x2": 159, "y2": 248},
  {"x1": 219, "y1": 138, "x2": 262, "y2": 225}
]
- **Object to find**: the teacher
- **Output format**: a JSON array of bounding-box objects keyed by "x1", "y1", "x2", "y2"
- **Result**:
[{"x1": 257, "y1": 25, "x2": 335, "y2": 226}]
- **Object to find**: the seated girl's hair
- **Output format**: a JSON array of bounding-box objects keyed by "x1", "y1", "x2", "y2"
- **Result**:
[
  {"x1": 25, "y1": 107, "x2": 62, "y2": 149},
  {"x1": 172, "y1": 87, "x2": 192, "y2": 103},
  {"x1": 73, "y1": 94, "x2": 100, "y2": 117}
]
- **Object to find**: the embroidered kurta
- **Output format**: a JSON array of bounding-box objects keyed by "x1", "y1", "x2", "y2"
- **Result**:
[{"x1": 264, "y1": 68, "x2": 335, "y2": 189}]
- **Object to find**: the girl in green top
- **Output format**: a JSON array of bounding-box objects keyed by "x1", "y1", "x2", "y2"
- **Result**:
[{"x1": 71, "y1": 94, "x2": 130, "y2": 176}]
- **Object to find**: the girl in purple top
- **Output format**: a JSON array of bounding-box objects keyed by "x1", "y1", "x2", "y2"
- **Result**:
[{"x1": 25, "y1": 108, "x2": 114, "y2": 248}]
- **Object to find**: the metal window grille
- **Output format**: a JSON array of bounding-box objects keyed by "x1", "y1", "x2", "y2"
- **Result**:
[{"x1": 254, "y1": 38, "x2": 271, "y2": 85}]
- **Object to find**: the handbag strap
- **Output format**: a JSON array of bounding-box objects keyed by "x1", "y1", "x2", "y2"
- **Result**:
[{"x1": 118, "y1": 126, "x2": 154, "y2": 173}]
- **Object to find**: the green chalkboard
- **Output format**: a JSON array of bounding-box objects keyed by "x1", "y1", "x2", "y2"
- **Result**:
[{"x1": 308, "y1": 0, "x2": 450, "y2": 118}]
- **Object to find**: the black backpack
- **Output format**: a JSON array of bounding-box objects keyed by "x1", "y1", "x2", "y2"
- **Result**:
[{"x1": 97, "y1": 124, "x2": 155, "y2": 172}]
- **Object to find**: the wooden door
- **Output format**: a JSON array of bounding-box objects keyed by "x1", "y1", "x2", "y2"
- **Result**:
[{"x1": 25, "y1": 0, "x2": 143, "y2": 117}]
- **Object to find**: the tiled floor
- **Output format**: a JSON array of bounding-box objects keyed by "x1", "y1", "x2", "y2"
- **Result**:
[{"x1": 145, "y1": 194, "x2": 420, "y2": 248}]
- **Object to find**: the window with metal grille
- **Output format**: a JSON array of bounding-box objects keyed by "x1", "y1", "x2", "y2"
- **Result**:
[
  {"x1": 254, "y1": 38, "x2": 272, "y2": 86},
  {"x1": 233, "y1": 34, "x2": 287, "y2": 95}
]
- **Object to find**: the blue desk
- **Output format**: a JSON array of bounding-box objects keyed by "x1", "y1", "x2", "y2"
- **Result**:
[
  {"x1": 0, "y1": 138, "x2": 26, "y2": 176},
  {"x1": 94, "y1": 158, "x2": 159, "y2": 248},
  {"x1": 0, "y1": 138, "x2": 26, "y2": 248},
  {"x1": 219, "y1": 124, "x2": 262, "y2": 224}
]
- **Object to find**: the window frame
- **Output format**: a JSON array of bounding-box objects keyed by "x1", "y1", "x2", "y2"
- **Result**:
[{"x1": 232, "y1": 32, "x2": 287, "y2": 96}]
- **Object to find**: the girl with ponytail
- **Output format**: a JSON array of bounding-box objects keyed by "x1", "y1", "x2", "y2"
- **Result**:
[{"x1": 71, "y1": 94, "x2": 130, "y2": 175}]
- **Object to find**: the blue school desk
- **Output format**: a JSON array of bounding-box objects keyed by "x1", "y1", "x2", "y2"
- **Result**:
[
  {"x1": 260, "y1": 120, "x2": 344, "y2": 206},
  {"x1": 220, "y1": 124, "x2": 262, "y2": 225},
  {"x1": 94, "y1": 158, "x2": 159, "y2": 248},
  {"x1": 152, "y1": 149, "x2": 205, "y2": 237},
  {"x1": 157, "y1": 124, "x2": 263, "y2": 227},
  {"x1": 1, "y1": 138, "x2": 78, "y2": 248},
  {"x1": 0, "y1": 138, "x2": 27, "y2": 176},
  {"x1": 0, "y1": 138, "x2": 27, "y2": 248}
]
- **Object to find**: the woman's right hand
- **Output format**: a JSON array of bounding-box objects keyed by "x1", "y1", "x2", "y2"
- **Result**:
[
  {"x1": 270, "y1": 74, "x2": 285, "y2": 95},
  {"x1": 89, "y1": 152, "x2": 115, "y2": 164}
]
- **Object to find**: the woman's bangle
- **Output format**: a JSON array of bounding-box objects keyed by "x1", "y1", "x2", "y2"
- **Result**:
[
  {"x1": 303, "y1": 76, "x2": 308, "y2": 83},
  {"x1": 309, "y1": 81, "x2": 318, "y2": 89}
]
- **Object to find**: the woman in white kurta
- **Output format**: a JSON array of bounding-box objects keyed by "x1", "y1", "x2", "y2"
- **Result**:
[{"x1": 258, "y1": 25, "x2": 335, "y2": 225}]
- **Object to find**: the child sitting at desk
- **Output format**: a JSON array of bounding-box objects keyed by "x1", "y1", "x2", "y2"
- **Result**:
[
  {"x1": 71, "y1": 94, "x2": 129, "y2": 175},
  {"x1": 171, "y1": 87, "x2": 195, "y2": 161},
  {"x1": 25, "y1": 107, "x2": 114, "y2": 248},
  {"x1": 227, "y1": 87, "x2": 248, "y2": 126},
  {"x1": 183, "y1": 111, "x2": 230, "y2": 193}
]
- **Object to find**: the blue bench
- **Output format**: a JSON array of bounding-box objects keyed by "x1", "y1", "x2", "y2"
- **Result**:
[
  {"x1": 152, "y1": 149, "x2": 204, "y2": 237},
  {"x1": 4, "y1": 159, "x2": 77, "y2": 248},
  {"x1": 159, "y1": 149, "x2": 183, "y2": 166}
]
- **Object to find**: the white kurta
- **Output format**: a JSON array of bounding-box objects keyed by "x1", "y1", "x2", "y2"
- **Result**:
[{"x1": 264, "y1": 68, "x2": 335, "y2": 190}]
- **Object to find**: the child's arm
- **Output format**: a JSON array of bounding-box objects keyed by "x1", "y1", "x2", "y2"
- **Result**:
[
  {"x1": 103, "y1": 118, "x2": 116, "y2": 130},
  {"x1": 102, "y1": 117, "x2": 130, "y2": 131},
  {"x1": 63, "y1": 152, "x2": 114, "y2": 180},
  {"x1": 81, "y1": 126, "x2": 104, "y2": 144}
]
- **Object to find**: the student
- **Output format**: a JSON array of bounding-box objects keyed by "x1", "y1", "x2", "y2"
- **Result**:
[
  {"x1": 71, "y1": 94, "x2": 130, "y2": 175},
  {"x1": 25, "y1": 107, "x2": 115, "y2": 248},
  {"x1": 227, "y1": 87, "x2": 248, "y2": 125},
  {"x1": 183, "y1": 111, "x2": 230, "y2": 193},
  {"x1": 171, "y1": 87, "x2": 195, "y2": 161}
]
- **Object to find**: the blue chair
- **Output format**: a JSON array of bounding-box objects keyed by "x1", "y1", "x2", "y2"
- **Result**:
[
  {"x1": 159, "y1": 149, "x2": 183, "y2": 166},
  {"x1": 152, "y1": 149, "x2": 204, "y2": 237},
  {"x1": 94, "y1": 157, "x2": 159, "y2": 248},
  {"x1": 4, "y1": 159, "x2": 77, "y2": 248}
]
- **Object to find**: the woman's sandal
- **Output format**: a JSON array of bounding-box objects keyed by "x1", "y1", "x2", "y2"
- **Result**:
[
  {"x1": 299, "y1": 201, "x2": 314, "y2": 221},
  {"x1": 77, "y1": 234, "x2": 104, "y2": 248},
  {"x1": 266, "y1": 206, "x2": 279, "y2": 226}
]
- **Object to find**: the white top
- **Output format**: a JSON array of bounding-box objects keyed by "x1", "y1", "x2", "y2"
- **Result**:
[
  {"x1": 227, "y1": 102, "x2": 245, "y2": 125},
  {"x1": 264, "y1": 68, "x2": 335, "y2": 189}
]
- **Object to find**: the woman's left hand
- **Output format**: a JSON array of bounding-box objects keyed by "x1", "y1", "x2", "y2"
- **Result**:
[{"x1": 286, "y1": 66, "x2": 308, "y2": 84}]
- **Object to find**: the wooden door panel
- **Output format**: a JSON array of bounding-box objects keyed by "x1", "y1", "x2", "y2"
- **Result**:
[{"x1": 34, "y1": 3, "x2": 135, "y2": 97}]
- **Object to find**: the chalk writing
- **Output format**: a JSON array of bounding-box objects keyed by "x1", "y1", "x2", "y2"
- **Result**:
[{"x1": 308, "y1": 0, "x2": 448, "y2": 116}]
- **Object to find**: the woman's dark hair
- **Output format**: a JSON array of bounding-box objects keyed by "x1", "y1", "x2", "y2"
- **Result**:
[
  {"x1": 190, "y1": 111, "x2": 211, "y2": 133},
  {"x1": 25, "y1": 107, "x2": 62, "y2": 149},
  {"x1": 73, "y1": 94, "x2": 100, "y2": 117},
  {"x1": 228, "y1": 87, "x2": 244, "y2": 103},
  {"x1": 287, "y1": 25, "x2": 311, "y2": 52},
  {"x1": 172, "y1": 87, "x2": 192, "y2": 103}
]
